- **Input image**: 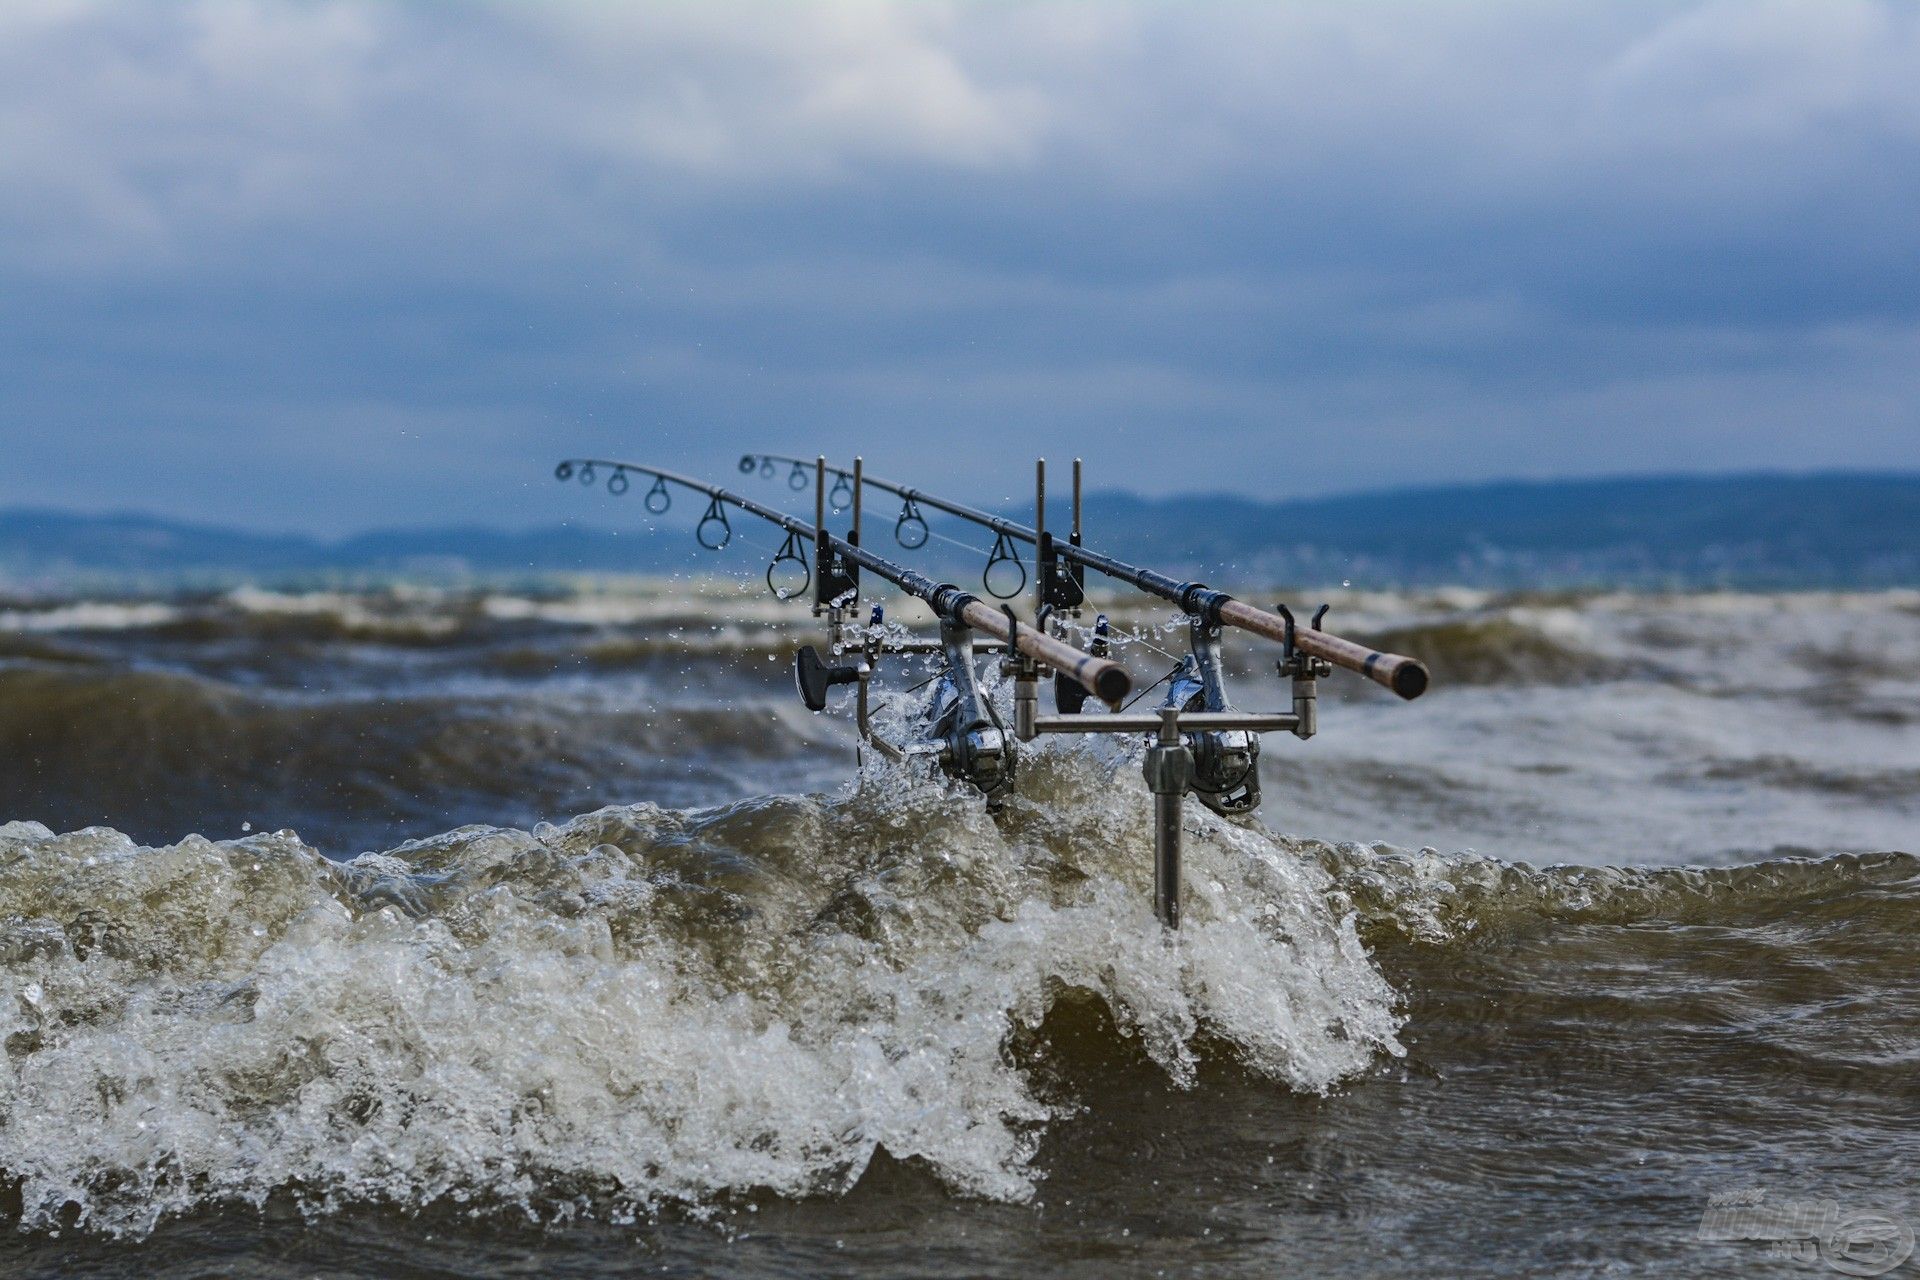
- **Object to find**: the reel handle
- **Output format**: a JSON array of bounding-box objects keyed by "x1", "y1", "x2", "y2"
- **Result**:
[{"x1": 795, "y1": 644, "x2": 863, "y2": 712}]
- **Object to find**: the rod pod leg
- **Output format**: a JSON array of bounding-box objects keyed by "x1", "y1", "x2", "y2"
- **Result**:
[{"x1": 1142, "y1": 705, "x2": 1194, "y2": 929}]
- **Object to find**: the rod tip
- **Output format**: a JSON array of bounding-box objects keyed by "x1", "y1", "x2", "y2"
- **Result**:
[{"x1": 1391, "y1": 661, "x2": 1430, "y2": 700}]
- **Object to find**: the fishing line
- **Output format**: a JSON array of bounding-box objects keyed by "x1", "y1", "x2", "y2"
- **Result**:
[
  {"x1": 1117, "y1": 631, "x2": 1181, "y2": 663},
  {"x1": 923, "y1": 527, "x2": 993, "y2": 558},
  {"x1": 901, "y1": 669, "x2": 943, "y2": 696},
  {"x1": 1059, "y1": 619, "x2": 1180, "y2": 664},
  {"x1": 1118, "y1": 662, "x2": 1183, "y2": 713}
]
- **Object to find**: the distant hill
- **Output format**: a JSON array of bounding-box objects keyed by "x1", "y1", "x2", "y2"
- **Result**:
[
  {"x1": 2, "y1": 472, "x2": 1916, "y2": 591},
  {"x1": 1080, "y1": 472, "x2": 1920, "y2": 589}
]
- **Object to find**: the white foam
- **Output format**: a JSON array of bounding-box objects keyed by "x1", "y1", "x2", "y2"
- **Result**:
[
  {"x1": 0, "y1": 776, "x2": 1403, "y2": 1237},
  {"x1": 0, "y1": 602, "x2": 179, "y2": 632}
]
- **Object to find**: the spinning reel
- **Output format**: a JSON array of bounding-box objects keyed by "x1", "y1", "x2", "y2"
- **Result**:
[{"x1": 797, "y1": 608, "x2": 1017, "y2": 805}]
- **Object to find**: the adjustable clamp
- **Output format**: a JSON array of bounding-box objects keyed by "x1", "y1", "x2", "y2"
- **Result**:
[
  {"x1": 1054, "y1": 612, "x2": 1108, "y2": 715},
  {"x1": 814, "y1": 531, "x2": 859, "y2": 615},
  {"x1": 1000, "y1": 605, "x2": 1045, "y2": 740},
  {"x1": 1275, "y1": 604, "x2": 1333, "y2": 739}
]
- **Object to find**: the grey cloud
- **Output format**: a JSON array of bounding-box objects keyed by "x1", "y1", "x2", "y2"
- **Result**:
[{"x1": 0, "y1": 1, "x2": 1916, "y2": 534}]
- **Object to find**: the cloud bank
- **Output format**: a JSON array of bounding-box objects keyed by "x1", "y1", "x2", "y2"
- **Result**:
[{"x1": 0, "y1": 1, "x2": 1915, "y2": 532}]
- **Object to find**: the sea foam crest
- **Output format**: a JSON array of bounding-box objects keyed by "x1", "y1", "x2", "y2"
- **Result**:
[{"x1": 0, "y1": 762, "x2": 1404, "y2": 1237}]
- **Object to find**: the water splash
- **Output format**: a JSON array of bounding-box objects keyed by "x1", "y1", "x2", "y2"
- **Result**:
[{"x1": 0, "y1": 756, "x2": 1404, "y2": 1237}]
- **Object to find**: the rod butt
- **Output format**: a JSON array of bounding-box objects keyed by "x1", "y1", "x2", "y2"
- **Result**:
[{"x1": 1392, "y1": 661, "x2": 1430, "y2": 700}]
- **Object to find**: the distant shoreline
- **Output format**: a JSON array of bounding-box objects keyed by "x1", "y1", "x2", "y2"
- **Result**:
[{"x1": 4, "y1": 470, "x2": 1917, "y2": 591}]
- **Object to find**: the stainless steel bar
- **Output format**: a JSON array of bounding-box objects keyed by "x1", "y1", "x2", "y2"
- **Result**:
[
  {"x1": 1144, "y1": 707, "x2": 1190, "y2": 930},
  {"x1": 814, "y1": 456, "x2": 825, "y2": 535},
  {"x1": 882, "y1": 640, "x2": 1007, "y2": 654},
  {"x1": 1153, "y1": 791, "x2": 1182, "y2": 929},
  {"x1": 1034, "y1": 457, "x2": 1046, "y2": 615},
  {"x1": 1072, "y1": 457, "x2": 1082, "y2": 543},
  {"x1": 1026, "y1": 711, "x2": 1300, "y2": 735},
  {"x1": 817, "y1": 454, "x2": 833, "y2": 621}
]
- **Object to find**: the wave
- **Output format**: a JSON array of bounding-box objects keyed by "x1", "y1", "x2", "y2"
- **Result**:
[
  {"x1": 0, "y1": 588, "x2": 819, "y2": 650},
  {"x1": 1683, "y1": 755, "x2": 1920, "y2": 801},
  {"x1": 3, "y1": 743, "x2": 1912, "y2": 1238},
  {"x1": 1309, "y1": 840, "x2": 1919, "y2": 944},
  {"x1": 1348, "y1": 615, "x2": 1626, "y2": 686},
  {"x1": 0, "y1": 766, "x2": 1404, "y2": 1236},
  {"x1": 0, "y1": 635, "x2": 108, "y2": 667},
  {"x1": 0, "y1": 667, "x2": 839, "y2": 850}
]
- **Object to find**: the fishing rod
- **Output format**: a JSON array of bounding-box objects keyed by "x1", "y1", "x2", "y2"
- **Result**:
[
  {"x1": 554, "y1": 455, "x2": 1131, "y2": 806},
  {"x1": 737, "y1": 450, "x2": 1434, "y2": 853},
  {"x1": 558, "y1": 451, "x2": 1424, "y2": 931},
  {"x1": 735, "y1": 453, "x2": 1429, "y2": 701}
]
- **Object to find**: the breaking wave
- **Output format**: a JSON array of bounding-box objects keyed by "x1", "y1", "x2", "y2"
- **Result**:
[
  {"x1": 1, "y1": 751, "x2": 1913, "y2": 1238},
  {"x1": 1348, "y1": 615, "x2": 1625, "y2": 686},
  {"x1": 0, "y1": 667, "x2": 839, "y2": 849},
  {"x1": 1311, "y1": 840, "x2": 1920, "y2": 944},
  {"x1": 0, "y1": 759, "x2": 1406, "y2": 1237}
]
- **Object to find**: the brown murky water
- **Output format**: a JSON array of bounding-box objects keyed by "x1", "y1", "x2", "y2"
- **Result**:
[{"x1": 2, "y1": 585, "x2": 1915, "y2": 1277}]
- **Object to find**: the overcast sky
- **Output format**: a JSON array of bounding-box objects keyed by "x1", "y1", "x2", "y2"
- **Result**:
[{"x1": 1, "y1": 1, "x2": 1915, "y2": 535}]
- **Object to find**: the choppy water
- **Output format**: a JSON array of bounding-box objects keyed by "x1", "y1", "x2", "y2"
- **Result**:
[{"x1": 1, "y1": 583, "x2": 1915, "y2": 1277}]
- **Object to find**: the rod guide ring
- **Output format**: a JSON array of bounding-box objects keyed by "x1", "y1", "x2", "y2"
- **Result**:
[
  {"x1": 766, "y1": 530, "x2": 812, "y2": 600},
  {"x1": 895, "y1": 497, "x2": 929, "y2": 549},
  {"x1": 697, "y1": 497, "x2": 733, "y2": 550},
  {"x1": 983, "y1": 531, "x2": 1027, "y2": 600}
]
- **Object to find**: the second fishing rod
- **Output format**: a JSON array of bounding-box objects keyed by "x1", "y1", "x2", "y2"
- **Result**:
[{"x1": 737, "y1": 452, "x2": 1430, "y2": 701}]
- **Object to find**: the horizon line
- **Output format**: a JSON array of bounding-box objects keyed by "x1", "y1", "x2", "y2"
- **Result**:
[{"x1": 3, "y1": 465, "x2": 1917, "y2": 544}]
